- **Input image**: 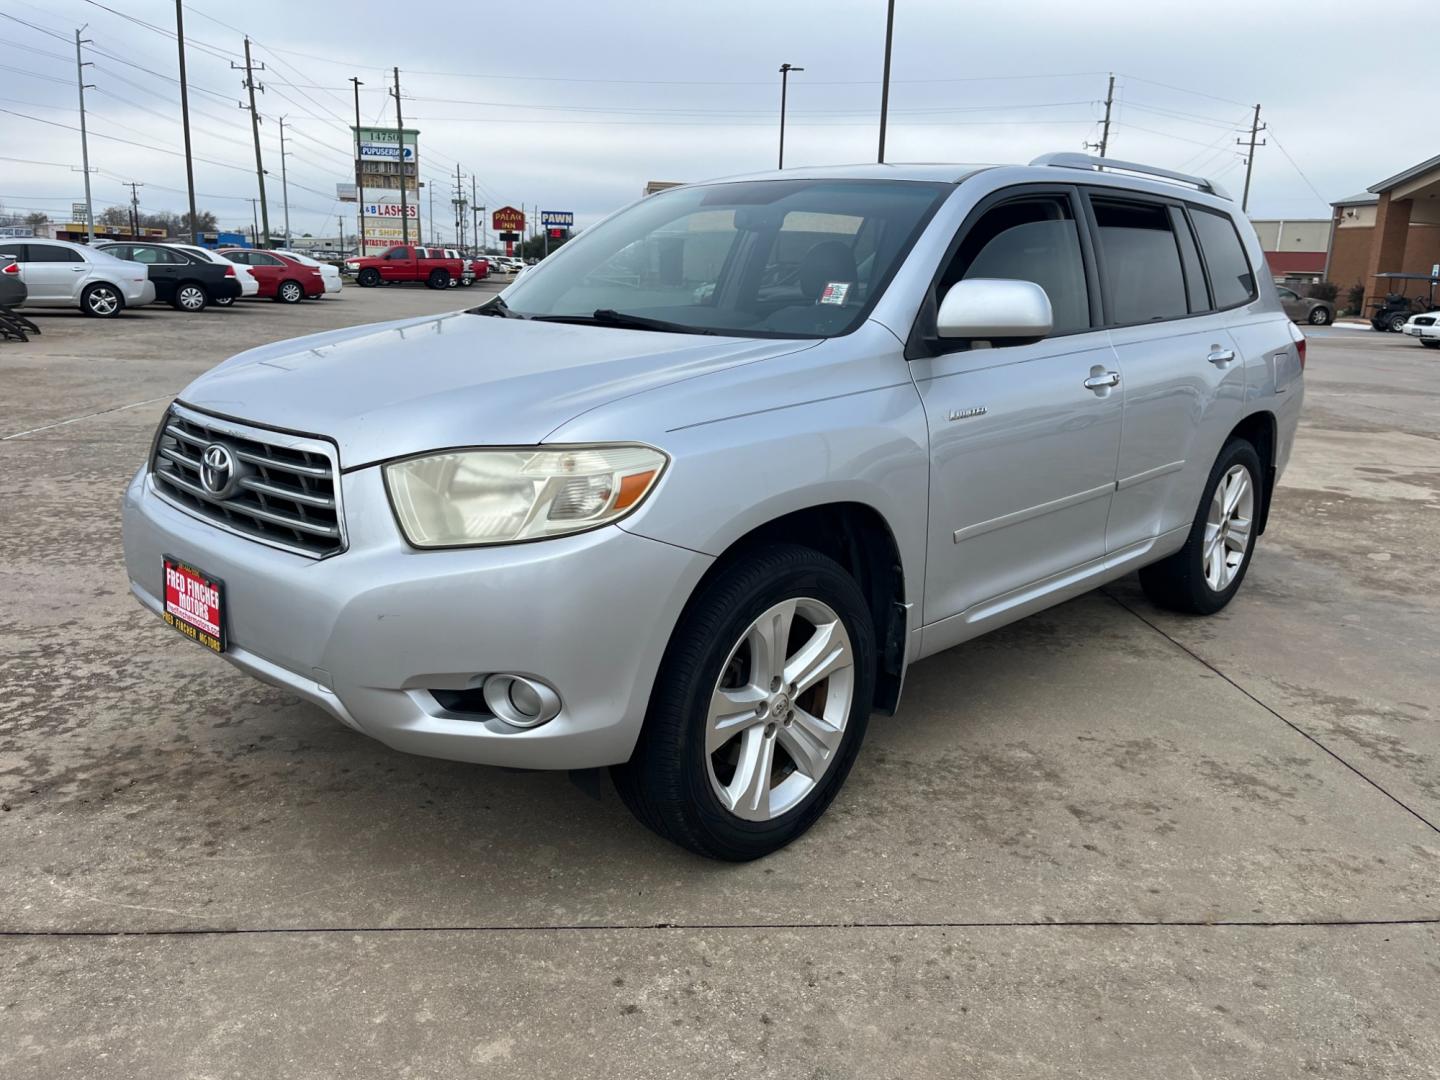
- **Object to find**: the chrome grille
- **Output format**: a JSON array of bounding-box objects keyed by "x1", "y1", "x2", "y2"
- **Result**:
[
  {"x1": 1414, "y1": 316, "x2": 1435, "y2": 327},
  {"x1": 150, "y1": 405, "x2": 345, "y2": 558}
]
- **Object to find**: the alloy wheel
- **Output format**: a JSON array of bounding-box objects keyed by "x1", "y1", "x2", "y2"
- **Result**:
[
  {"x1": 1203, "y1": 464, "x2": 1254, "y2": 592},
  {"x1": 280, "y1": 281, "x2": 302, "y2": 303},
  {"x1": 88, "y1": 287, "x2": 119, "y2": 315},
  {"x1": 705, "y1": 597, "x2": 854, "y2": 822}
]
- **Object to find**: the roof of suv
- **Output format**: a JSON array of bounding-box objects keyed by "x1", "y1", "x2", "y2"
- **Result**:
[{"x1": 708, "y1": 162, "x2": 992, "y2": 185}]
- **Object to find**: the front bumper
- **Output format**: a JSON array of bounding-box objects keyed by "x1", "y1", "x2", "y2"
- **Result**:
[
  {"x1": 1402, "y1": 324, "x2": 1439, "y2": 339},
  {"x1": 122, "y1": 463, "x2": 712, "y2": 769}
]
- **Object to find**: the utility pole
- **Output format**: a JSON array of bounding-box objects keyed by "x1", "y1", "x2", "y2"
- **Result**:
[
  {"x1": 173, "y1": 2, "x2": 200, "y2": 243},
  {"x1": 1085, "y1": 73, "x2": 1115, "y2": 158},
  {"x1": 234, "y1": 38, "x2": 269, "y2": 246},
  {"x1": 1237, "y1": 103, "x2": 1266, "y2": 213},
  {"x1": 277, "y1": 115, "x2": 291, "y2": 243},
  {"x1": 778, "y1": 63, "x2": 803, "y2": 169},
  {"x1": 877, "y1": 0, "x2": 895, "y2": 164},
  {"x1": 249, "y1": 198, "x2": 258, "y2": 247},
  {"x1": 350, "y1": 77, "x2": 366, "y2": 257},
  {"x1": 337, "y1": 213, "x2": 344, "y2": 254},
  {"x1": 453, "y1": 163, "x2": 466, "y2": 249},
  {"x1": 428, "y1": 182, "x2": 435, "y2": 246},
  {"x1": 73, "y1": 27, "x2": 95, "y2": 244},
  {"x1": 472, "y1": 175, "x2": 485, "y2": 256},
  {"x1": 390, "y1": 67, "x2": 409, "y2": 247},
  {"x1": 125, "y1": 180, "x2": 143, "y2": 237}
]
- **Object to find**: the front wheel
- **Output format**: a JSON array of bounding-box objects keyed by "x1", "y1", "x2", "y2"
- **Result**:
[
  {"x1": 1138, "y1": 439, "x2": 1262, "y2": 615},
  {"x1": 356, "y1": 268, "x2": 381, "y2": 288},
  {"x1": 1421, "y1": 339, "x2": 1439, "y2": 349},
  {"x1": 1308, "y1": 305, "x2": 1331, "y2": 326},
  {"x1": 613, "y1": 544, "x2": 876, "y2": 861},
  {"x1": 276, "y1": 280, "x2": 304, "y2": 304}
]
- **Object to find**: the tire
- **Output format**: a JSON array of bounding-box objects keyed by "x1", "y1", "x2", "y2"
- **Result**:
[
  {"x1": 173, "y1": 283, "x2": 208, "y2": 312},
  {"x1": 1421, "y1": 339, "x2": 1439, "y2": 349},
  {"x1": 1138, "y1": 439, "x2": 1263, "y2": 615},
  {"x1": 427, "y1": 268, "x2": 450, "y2": 289},
  {"x1": 81, "y1": 282, "x2": 124, "y2": 318},
  {"x1": 276, "y1": 279, "x2": 304, "y2": 304},
  {"x1": 1308, "y1": 305, "x2": 1331, "y2": 326},
  {"x1": 612, "y1": 543, "x2": 876, "y2": 861},
  {"x1": 213, "y1": 295, "x2": 235, "y2": 307},
  {"x1": 1388, "y1": 313, "x2": 1408, "y2": 333},
  {"x1": 357, "y1": 268, "x2": 381, "y2": 288}
]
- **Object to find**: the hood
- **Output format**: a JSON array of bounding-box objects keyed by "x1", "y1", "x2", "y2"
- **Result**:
[{"x1": 177, "y1": 310, "x2": 814, "y2": 467}]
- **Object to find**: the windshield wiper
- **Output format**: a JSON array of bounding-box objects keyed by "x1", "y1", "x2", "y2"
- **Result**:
[
  {"x1": 469, "y1": 296, "x2": 522, "y2": 318},
  {"x1": 529, "y1": 309, "x2": 720, "y2": 335}
]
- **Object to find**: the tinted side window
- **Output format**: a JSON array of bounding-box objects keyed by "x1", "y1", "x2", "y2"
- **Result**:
[
  {"x1": 28, "y1": 244, "x2": 83, "y2": 263},
  {"x1": 1190, "y1": 208, "x2": 1256, "y2": 309},
  {"x1": 0, "y1": 242, "x2": 24, "y2": 259},
  {"x1": 249, "y1": 253, "x2": 283, "y2": 267},
  {"x1": 1169, "y1": 206, "x2": 1210, "y2": 313},
  {"x1": 942, "y1": 196, "x2": 1091, "y2": 335},
  {"x1": 1092, "y1": 199, "x2": 1187, "y2": 324}
]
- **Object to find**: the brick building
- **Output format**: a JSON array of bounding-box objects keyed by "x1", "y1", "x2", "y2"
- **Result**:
[
  {"x1": 1326, "y1": 154, "x2": 1440, "y2": 301},
  {"x1": 1249, "y1": 219, "x2": 1329, "y2": 285}
]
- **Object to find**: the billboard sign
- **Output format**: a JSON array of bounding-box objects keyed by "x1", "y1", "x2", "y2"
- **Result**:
[
  {"x1": 336, "y1": 183, "x2": 358, "y2": 202},
  {"x1": 541, "y1": 210, "x2": 573, "y2": 227},
  {"x1": 363, "y1": 202, "x2": 418, "y2": 219},
  {"x1": 359, "y1": 143, "x2": 416, "y2": 162},
  {"x1": 492, "y1": 206, "x2": 525, "y2": 232}
]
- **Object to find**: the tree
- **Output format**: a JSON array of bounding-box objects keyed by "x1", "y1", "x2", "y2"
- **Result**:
[
  {"x1": 24, "y1": 212, "x2": 49, "y2": 226},
  {"x1": 98, "y1": 205, "x2": 130, "y2": 226}
]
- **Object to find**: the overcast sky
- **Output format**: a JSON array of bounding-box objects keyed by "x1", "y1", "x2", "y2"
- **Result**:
[{"x1": 0, "y1": 0, "x2": 1394, "y2": 241}]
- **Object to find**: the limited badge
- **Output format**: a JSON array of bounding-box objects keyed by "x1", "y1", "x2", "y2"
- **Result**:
[{"x1": 818, "y1": 281, "x2": 851, "y2": 305}]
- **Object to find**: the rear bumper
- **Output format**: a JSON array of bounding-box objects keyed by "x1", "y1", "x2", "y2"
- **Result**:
[
  {"x1": 125, "y1": 280, "x2": 156, "y2": 307},
  {"x1": 122, "y1": 463, "x2": 713, "y2": 769},
  {"x1": 215, "y1": 279, "x2": 244, "y2": 300}
]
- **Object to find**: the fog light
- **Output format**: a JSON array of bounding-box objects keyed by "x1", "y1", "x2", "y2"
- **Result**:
[{"x1": 482, "y1": 674, "x2": 561, "y2": 729}]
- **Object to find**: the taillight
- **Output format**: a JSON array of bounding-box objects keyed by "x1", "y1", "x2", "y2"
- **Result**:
[
  {"x1": 224, "y1": 265, "x2": 236, "y2": 277},
  {"x1": 1, "y1": 262, "x2": 17, "y2": 275},
  {"x1": 1296, "y1": 336, "x2": 1306, "y2": 370}
]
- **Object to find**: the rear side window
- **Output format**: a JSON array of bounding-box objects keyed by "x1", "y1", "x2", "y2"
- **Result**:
[
  {"x1": 0, "y1": 242, "x2": 23, "y2": 259},
  {"x1": 942, "y1": 195, "x2": 1091, "y2": 335},
  {"x1": 1092, "y1": 199, "x2": 1187, "y2": 324},
  {"x1": 28, "y1": 245, "x2": 83, "y2": 263},
  {"x1": 1190, "y1": 208, "x2": 1256, "y2": 309}
]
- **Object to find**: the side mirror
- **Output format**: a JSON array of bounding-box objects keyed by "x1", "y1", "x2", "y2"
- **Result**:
[{"x1": 935, "y1": 278, "x2": 1053, "y2": 342}]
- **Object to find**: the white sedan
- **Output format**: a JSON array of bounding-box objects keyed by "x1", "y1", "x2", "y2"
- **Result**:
[
  {"x1": 274, "y1": 250, "x2": 343, "y2": 294},
  {"x1": 1402, "y1": 312, "x2": 1440, "y2": 348}
]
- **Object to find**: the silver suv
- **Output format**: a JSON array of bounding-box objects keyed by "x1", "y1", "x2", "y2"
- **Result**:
[
  {"x1": 122, "y1": 154, "x2": 1304, "y2": 859},
  {"x1": 0, "y1": 238, "x2": 155, "y2": 317}
]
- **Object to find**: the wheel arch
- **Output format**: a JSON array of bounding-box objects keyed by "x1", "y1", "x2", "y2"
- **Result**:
[
  {"x1": 670, "y1": 500, "x2": 909, "y2": 715},
  {"x1": 1227, "y1": 409, "x2": 1277, "y2": 535}
]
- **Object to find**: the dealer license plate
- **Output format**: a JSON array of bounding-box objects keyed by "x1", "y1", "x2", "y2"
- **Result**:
[{"x1": 162, "y1": 555, "x2": 226, "y2": 653}]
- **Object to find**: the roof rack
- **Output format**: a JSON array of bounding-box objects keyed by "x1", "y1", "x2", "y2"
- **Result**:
[{"x1": 1029, "y1": 152, "x2": 1232, "y2": 201}]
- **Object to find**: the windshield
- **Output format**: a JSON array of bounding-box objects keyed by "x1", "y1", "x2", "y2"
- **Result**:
[{"x1": 489, "y1": 178, "x2": 949, "y2": 338}]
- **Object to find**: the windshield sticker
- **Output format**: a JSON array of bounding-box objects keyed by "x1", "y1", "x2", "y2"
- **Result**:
[{"x1": 819, "y1": 281, "x2": 851, "y2": 306}]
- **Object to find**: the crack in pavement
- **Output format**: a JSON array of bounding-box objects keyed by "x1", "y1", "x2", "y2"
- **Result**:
[
  {"x1": 1102, "y1": 588, "x2": 1440, "y2": 837},
  {"x1": 1, "y1": 394, "x2": 175, "y2": 441},
  {"x1": 1, "y1": 917, "x2": 1438, "y2": 939}
]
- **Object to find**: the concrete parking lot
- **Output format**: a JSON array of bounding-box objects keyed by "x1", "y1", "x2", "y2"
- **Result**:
[{"x1": 1, "y1": 290, "x2": 1437, "y2": 1078}]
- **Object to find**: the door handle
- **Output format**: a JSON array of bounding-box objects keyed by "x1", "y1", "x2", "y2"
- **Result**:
[
  {"x1": 71, "y1": 265, "x2": 86, "y2": 271},
  {"x1": 1207, "y1": 347, "x2": 1236, "y2": 365},
  {"x1": 1083, "y1": 371, "x2": 1120, "y2": 391}
]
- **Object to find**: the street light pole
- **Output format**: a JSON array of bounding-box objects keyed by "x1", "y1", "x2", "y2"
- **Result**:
[
  {"x1": 73, "y1": 26, "x2": 95, "y2": 244},
  {"x1": 778, "y1": 63, "x2": 803, "y2": 170},
  {"x1": 350, "y1": 77, "x2": 365, "y2": 257}
]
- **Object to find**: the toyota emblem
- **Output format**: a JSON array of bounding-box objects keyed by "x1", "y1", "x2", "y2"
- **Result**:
[{"x1": 199, "y1": 442, "x2": 237, "y2": 498}]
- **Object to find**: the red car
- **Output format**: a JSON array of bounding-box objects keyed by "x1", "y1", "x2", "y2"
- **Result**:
[{"x1": 218, "y1": 248, "x2": 325, "y2": 303}]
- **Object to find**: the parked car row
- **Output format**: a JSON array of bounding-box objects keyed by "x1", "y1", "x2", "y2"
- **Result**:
[{"x1": 0, "y1": 238, "x2": 341, "y2": 316}]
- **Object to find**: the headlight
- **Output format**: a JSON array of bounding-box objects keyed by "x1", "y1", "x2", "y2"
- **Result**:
[{"x1": 384, "y1": 444, "x2": 668, "y2": 547}]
